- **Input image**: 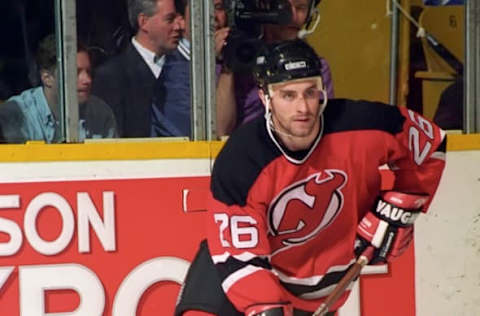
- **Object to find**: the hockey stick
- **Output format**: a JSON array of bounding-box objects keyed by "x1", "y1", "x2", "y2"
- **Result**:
[{"x1": 312, "y1": 247, "x2": 373, "y2": 316}]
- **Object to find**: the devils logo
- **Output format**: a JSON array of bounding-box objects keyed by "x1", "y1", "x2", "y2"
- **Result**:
[{"x1": 268, "y1": 169, "x2": 347, "y2": 255}]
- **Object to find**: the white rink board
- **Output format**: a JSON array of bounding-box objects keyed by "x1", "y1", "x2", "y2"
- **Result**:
[
  {"x1": 415, "y1": 150, "x2": 480, "y2": 316},
  {"x1": 0, "y1": 159, "x2": 212, "y2": 182}
]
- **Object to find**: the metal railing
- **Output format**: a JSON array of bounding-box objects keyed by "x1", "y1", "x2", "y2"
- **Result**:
[
  {"x1": 465, "y1": 0, "x2": 480, "y2": 133},
  {"x1": 190, "y1": 1, "x2": 217, "y2": 140},
  {"x1": 55, "y1": 0, "x2": 79, "y2": 142}
]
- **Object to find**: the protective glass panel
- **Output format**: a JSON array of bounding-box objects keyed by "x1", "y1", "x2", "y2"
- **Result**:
[
  {"x1": 312, "y1": 0, "x2": 465, "y2": 131},
  {"x1": 75, "y1": 0, "x2": 129, "y2": 140},
  {"x1": 0, "y1": 0, "x2": 61, "y2": 143},
  {"x1": 85, "y1": 0, "x2": 187, "y2": 139}
]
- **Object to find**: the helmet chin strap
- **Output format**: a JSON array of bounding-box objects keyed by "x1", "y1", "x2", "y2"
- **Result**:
[
  {"x1": 264, "y1": 89, "x2": 328, "y2": 139},
  {"x1": 298, "y1": 8, "x2": 321, "y2": 39}
]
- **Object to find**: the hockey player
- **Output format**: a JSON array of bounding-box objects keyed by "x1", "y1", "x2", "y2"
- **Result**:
[{"x1": 175, "y1": 39, "x2": 447, "y2": 316}]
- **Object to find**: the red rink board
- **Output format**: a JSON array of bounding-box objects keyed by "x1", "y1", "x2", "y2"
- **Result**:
[{"x1": 0, "y1": 170, "x2": 415, "y2": 316}]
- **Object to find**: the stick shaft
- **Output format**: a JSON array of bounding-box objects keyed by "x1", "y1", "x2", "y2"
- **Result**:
[{"x1": 312, "y1": 254, "x2": 370, "y2": 316}]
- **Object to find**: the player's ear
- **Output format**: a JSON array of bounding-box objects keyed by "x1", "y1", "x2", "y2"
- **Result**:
[{"x1": 258, "y1": 88, "x2": 267, "y2": 105}]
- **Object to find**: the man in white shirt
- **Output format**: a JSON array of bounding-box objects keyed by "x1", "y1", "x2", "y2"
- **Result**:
[{"x1": 92, "y1": 0, "x2": 182, "y2": 137}]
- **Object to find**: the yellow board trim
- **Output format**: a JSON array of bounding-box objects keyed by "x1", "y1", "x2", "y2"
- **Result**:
[
  {"x1": 0, "y1": 140, "x2": 225, "y2": 162},
  {"x1": 0, "y1": 134, "x2": 477, "y2": 162},
  {"x1": 446, "y1": 134, "x2": 480, "y2": 151}
]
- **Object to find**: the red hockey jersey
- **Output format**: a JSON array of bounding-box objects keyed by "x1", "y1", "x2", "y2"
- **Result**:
[{"x1": 207, "y1": 99, "x2": 446, "y2": 313}]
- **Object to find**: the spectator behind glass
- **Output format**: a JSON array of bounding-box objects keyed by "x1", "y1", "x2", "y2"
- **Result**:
[
  {"x1": 433, "y1": 77, "x2": 463, "y2": 130},
  {"x1": 150, "y1": 0, "x2": 228, "y2": 137},
  {"x1": 216, "y1": 0, "x2": 334, "y2": 137},
  {"x1": 91, "y1": 0, "x2": 182, "y2": 138},
  {"x1": 0, "y1": 34, "x2": 117, "y2": 143}
]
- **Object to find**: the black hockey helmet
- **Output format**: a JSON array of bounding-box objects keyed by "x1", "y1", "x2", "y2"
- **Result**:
[{"x1": 254, "y1": 39, "x2": 322, "y2": 91}]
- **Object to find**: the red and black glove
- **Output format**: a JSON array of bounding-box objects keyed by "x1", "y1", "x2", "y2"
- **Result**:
[
  {"x1": 245, "y1": 303, "x2": 293, "y2": 316},
  {"x1": 355, "y1": 191, "x2": 430, "y2": 264}
]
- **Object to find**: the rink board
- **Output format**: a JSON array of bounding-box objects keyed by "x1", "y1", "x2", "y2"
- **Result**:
[{"x1": 0, "y1": 135, "x2": 476, "y2": 316}]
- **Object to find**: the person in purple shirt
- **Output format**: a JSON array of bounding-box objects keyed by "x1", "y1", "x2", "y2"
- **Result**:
[{"x1": 216, "y1": 0, "x2": 333, "y2": 136}]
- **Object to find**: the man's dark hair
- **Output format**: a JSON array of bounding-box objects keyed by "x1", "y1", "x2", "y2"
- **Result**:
[
  {"x1": 127, "y1": 0, "x2": 159, "y2": 33},
  {"x1": 36, "y1": 34, "x2": 91, "y2": 74},
  {"x1": 36, "y1": 34, "x2": 57, "y2": 73},
  {"x1": 175, "y1": 0, "x2": 187, "y2": 16},
  {"x1": 77, "y1": 41, "x2": 90, "y2": 57}
]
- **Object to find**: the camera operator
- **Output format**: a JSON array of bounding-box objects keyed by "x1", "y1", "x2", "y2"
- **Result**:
[{"x1": 216, "y1": 0, "x2": 334, "y2": 136}]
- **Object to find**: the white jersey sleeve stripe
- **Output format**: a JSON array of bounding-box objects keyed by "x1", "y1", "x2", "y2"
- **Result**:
[
  {"x1": 273, "y1": 258, "x2": 355, "y2": 286},
  {"x1": 212, "y1": 251, "x2": 266, "y2": 264},
  {"x1": 431, "y1": 151, "x2": 446, "y2": 161},
  {"x1": 222, "y1": 265, "x2": 263, "y2": 293}
]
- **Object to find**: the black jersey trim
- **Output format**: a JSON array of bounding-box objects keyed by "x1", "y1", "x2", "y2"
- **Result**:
[
  {"x1": 216, "y1": 256, "x2": 272, "y2": 282},
  {"x1": 174, "y1": 240, "x2": 243, "y2": 316},
  {"x1": 323, "y1": 99, "x2": 406, "y2": 135},
  {"x1": 437, "y1": 135, "x2": 447, "y2": 153},
  {"x1": 279, "y1": 263, "x2": 353, "y2": 297},
  {"x1": 211, "y1": 118, "x2": 282, "y2": 206}
]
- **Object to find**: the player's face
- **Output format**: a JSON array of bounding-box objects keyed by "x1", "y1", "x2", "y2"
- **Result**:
[
  {"x1": 76, "y1": 51, "x2": 92, "y2": 104},
  {"x1": 142, "y1": 0, "x2": 182, "y2": 55},
  {"x1": 264, "y1": 0, "x2": 310, "y2": 41},
  {"x1": 269, "y1": 79, "x2": 323, "y2": 139}
]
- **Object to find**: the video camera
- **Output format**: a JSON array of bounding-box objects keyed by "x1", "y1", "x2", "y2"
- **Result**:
[{"x1": 222, "y1": 0, "x2": 293, "y2": 72}]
